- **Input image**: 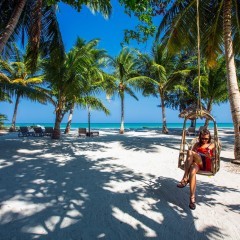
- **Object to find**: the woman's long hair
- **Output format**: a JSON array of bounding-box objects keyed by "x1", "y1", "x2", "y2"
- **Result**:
[{"x1": 199, "y1": 129, "x2": 211, "y2": 144}]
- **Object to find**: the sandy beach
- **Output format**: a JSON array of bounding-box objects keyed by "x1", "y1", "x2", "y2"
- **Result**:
[{"x1": 0, "y1": 128, "x2": 239, "y2": 240}]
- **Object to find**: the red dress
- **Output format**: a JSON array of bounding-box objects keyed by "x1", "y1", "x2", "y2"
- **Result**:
[{"x1": 196, "y1": 145, "x2": 213, "y2": 171}]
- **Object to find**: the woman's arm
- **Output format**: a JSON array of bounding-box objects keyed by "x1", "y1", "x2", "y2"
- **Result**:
[{"x1": 192, "y1": 142, "x2": 199, "y2": 152}]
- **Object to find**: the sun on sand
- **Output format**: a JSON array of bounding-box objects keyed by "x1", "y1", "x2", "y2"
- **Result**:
[{"x1": 0, "y1": 128, "x2": 239, "y2": 240}]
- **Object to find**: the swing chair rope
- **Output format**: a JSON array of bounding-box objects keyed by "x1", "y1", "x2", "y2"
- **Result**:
[
  {"x1": 178, "y1": 0, "x2": 221, "y2": 176},
  {"x1": 196, "y1": 0, "x2": 202, "y2": 112}
]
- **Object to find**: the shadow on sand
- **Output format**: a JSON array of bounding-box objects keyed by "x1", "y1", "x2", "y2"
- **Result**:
[{"x1": 0, "y1": 131, "x2": 238, "y2": 240}]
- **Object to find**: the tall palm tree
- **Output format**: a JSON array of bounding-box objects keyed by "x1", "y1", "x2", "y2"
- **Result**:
[
  {"x1": 106, "y1": 47, "x2": 140, "y2": 134},
  {"x1": 0, "y1": 0, "x2": 27, "y2": 54},
  {"x1": 165, "y1": 53, "x2": 200, "y2": 116},
  {"x1": 43, "y1": 38, "x2": 105, "y2": 139},
  {"x1": 193, "y1": 58, "x2": 228, "y2": 127},
  {"x1": 0, "y1": 0, "x2": 64, "y2": 68},
  {"x1": 157, "y1": 0, "x2": 240, "y2": 163},
  {"x1": 0, "y1": 46, "x2": 47, "y2": 131},
  {"x1": 137, "y1": 45, "x2": 191, "y2": 133},
  {"x1": 0, "y1": 0, "x2": 111, "y2": 70},
  {"x1": 64, "y1": 48, "x2": 110, "y2": 134}
]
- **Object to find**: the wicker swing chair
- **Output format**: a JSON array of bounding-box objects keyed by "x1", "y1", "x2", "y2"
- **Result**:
[{"x1": 178, "y1": 108, "x2": 221, "y2": 176}]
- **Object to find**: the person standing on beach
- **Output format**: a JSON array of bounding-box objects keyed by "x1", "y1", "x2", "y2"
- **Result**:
[{"x1": 177, "y1": 129, "x2": 215, "y2": 210}]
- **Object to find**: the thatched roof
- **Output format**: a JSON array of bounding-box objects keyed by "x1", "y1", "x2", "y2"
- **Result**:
[{"x1": 179, "y1": 105, "x2": 214, "y2": 120}]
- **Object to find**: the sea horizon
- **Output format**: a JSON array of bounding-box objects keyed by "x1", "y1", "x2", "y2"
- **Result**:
[{"x1": 4, "y1": 122, "x2": 234, "y2": 130}]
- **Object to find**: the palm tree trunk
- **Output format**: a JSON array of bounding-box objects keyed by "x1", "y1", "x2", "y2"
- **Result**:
[
  {"x1": 87, "y1": 106, "x2": 91, "y2": 137},
  {"x1": 27, "y1": 0, "x2": 43, "y2": 71},
  {"x1": 52, "y1": 108, "x2": 63, "y2": 139},
  {"x1": 160, "y1": 93, "x2": 168, "y2": 134},
  {"x1": 10, "y1": 94, "x2": 20, "y2": 131},
  {"x1": 223, "y1": 0, "x2": 240, "y2": 163},
  {"x1": 120, "y1": 93, "x2": 124, "y2": 134},
  {"x1": 64, "y1": 106, "x2": 74, "y2": 134},
  {"x1": 0, "y1": 0, "x2": 27, "y2": 53},
  {"x1": 204, "y1": 99, "x2": 213, "y2": 128}
]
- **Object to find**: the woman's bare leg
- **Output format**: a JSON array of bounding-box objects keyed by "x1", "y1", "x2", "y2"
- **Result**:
[
  {"x1": 178, "y1": 150, "x2": 202, "y2": 188},
  {"x1": 182, "y1": 150, "x2": 195, "y2": 180},
  {"x1": 177, "y1": 150, "x2": 195, "y2": 187},
  {"x1": 189, "y1": 163, "x2": 199, "y2": 210}
]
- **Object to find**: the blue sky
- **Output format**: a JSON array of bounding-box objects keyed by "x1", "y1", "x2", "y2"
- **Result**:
[{"x1": 0, "y1": 2, "x2": 232, "y2": 124}]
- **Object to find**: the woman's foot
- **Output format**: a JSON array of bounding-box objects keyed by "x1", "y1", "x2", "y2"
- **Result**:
[
  {"x1": 177, "y1": 178, "x2": 189, "y2": 188},
  {"x1": 189, "y1": 196, "x2": 196, "y2": 210}
]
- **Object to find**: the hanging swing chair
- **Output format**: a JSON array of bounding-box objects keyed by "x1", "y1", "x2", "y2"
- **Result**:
[
  {"x1": 177, "y1": 0, "x2": 221, "y2": 176},
  {"x1": 178, "y1": 108, "x2": 221, "y2": 176}
]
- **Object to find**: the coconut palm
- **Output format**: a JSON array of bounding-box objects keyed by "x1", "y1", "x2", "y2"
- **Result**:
[
  {"x1": 106, "y1": 47, "x2": 140, "y2": 134},
  {"x1": 165, "y1": 53, "x2": 199, "y2": 115},
  {"x1": 0, "y1": 0, "x2": 64, "y2": 69},
  {"x1": 43, "y1": 38, "x2": 107, "y2": 139},
  {"x1": 0, "y1": 46, "x2": 47, "y2": 131},
  {"x1": 0, "y1": 0, "x2": 111, "y2": 70},
  {"x1": 157, "y1": 0, "x2": 240, "y2": 162},
  {"x1": 193, "y1": 58, "x2": 228, "y2": 127},
  {"x1": 64, "y1": 49, "x2": 110, "y2": 134},
  {"x1": 137, "y1": 45, "x2": 191, "y2": 133}
]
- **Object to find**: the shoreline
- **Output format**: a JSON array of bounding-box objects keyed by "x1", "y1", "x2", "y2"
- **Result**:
[
  {"x1": 2, "y1": 122, "x2": 234, "y2": 129},
  {"x1": 1, "y1": 124, "x2": 235, "y2": 131}
]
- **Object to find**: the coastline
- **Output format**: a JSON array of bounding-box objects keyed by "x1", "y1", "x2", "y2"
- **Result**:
[
  {"x1": 0, "y1": 128, "x2": 239, "y2": 239},
  {"x1": 3, "y1": 122, "x2": 235, "y2": 130}
]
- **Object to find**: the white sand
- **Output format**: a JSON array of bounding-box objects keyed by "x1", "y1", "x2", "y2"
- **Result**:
[{"x1": 0, "y1": 128, "x2": 239, "y2": 240}]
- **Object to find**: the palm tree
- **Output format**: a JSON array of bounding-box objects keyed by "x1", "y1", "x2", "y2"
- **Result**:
[
  {"x1": 0, "y1": 0, "x2": 64, "y2": 69},
  {"x1": 0, "y1": 46, "x2": 47, "y2": 131},
  {"x1": 157, "y1": 0, "x2": 240, "y2": 163},
  {"x1": 43, "y1": 38, "x2": 106, "y2": 139},
  {"x1": 106, "y1": 47, "x2": 140, "y2": 134},
  {"x1": 137, "y1": 45, "x2": 191, "y2": 133},
  {"x1": 165, "y1": 53, "x2": 200, "y2": 116},
  {"x1": 0, "y1": 0, "x2": 111, "y2": 70},
  {"x1": 193, "y1": 58, "x2": 228, "y2": 127},
  {"x1": 64, "y1": 101, "x2": 75, "y2": 134},
  {"x1": 64, "y1": 48, "x2": 110, "y2": 134},
  {"x1": 0, "y1": 0, "x2": 27, "y2": 54}
]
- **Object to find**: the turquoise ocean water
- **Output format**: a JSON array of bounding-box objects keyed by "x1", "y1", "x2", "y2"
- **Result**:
[{"x1": 5, "y1": 122, "x2": 234, "y2": 130}]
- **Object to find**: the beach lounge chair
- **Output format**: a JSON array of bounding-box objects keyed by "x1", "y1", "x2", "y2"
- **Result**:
[
  {"x1": 33, "y1": 127, "x2": 44, "y2": 137},
  {"x1": 198, "y1": 126, "x2": 207, "y2": 134},
  {"x1": 186, "y1": 127, "x2": 197, "y2": 136},
  {"x1": 18, "y1": 126, "x2": 34, "y2": 137},
  {"x1": 78, "y1": 128, "x2": 87, "y2": 137},
  {"x1": 90, "y1": 131, "x2": 99, "y2": 137},
  {"x1": 44, "y1": 127, "x2": 54, "y2": 136}
]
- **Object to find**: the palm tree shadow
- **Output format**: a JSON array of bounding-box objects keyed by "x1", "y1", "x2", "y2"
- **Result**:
[
  {"x1": 142, "y1": 177, "x2": 227, "y2": 240},
  {"x1": 0, "y1": 135, "x2": 238, "y2": 240}
]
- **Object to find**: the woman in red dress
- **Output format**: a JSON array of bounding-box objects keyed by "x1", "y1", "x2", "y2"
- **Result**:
[{"x1": 177, "y1": 129, "x2": 215, "y2": 210}]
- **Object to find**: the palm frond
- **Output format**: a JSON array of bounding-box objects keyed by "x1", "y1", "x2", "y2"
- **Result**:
[
  {"x1": 124, "y1": 86, "x2": 138, "y2": 101},
  {"x1": 76, "y1": 96, "x2": 110, "y2": 115},
  {"x1": 0, "y1": 73, "x2": 11, "y2": 83},
  {"x1": 85, "y1": 0, "x2": 112, "y2": 19}
]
